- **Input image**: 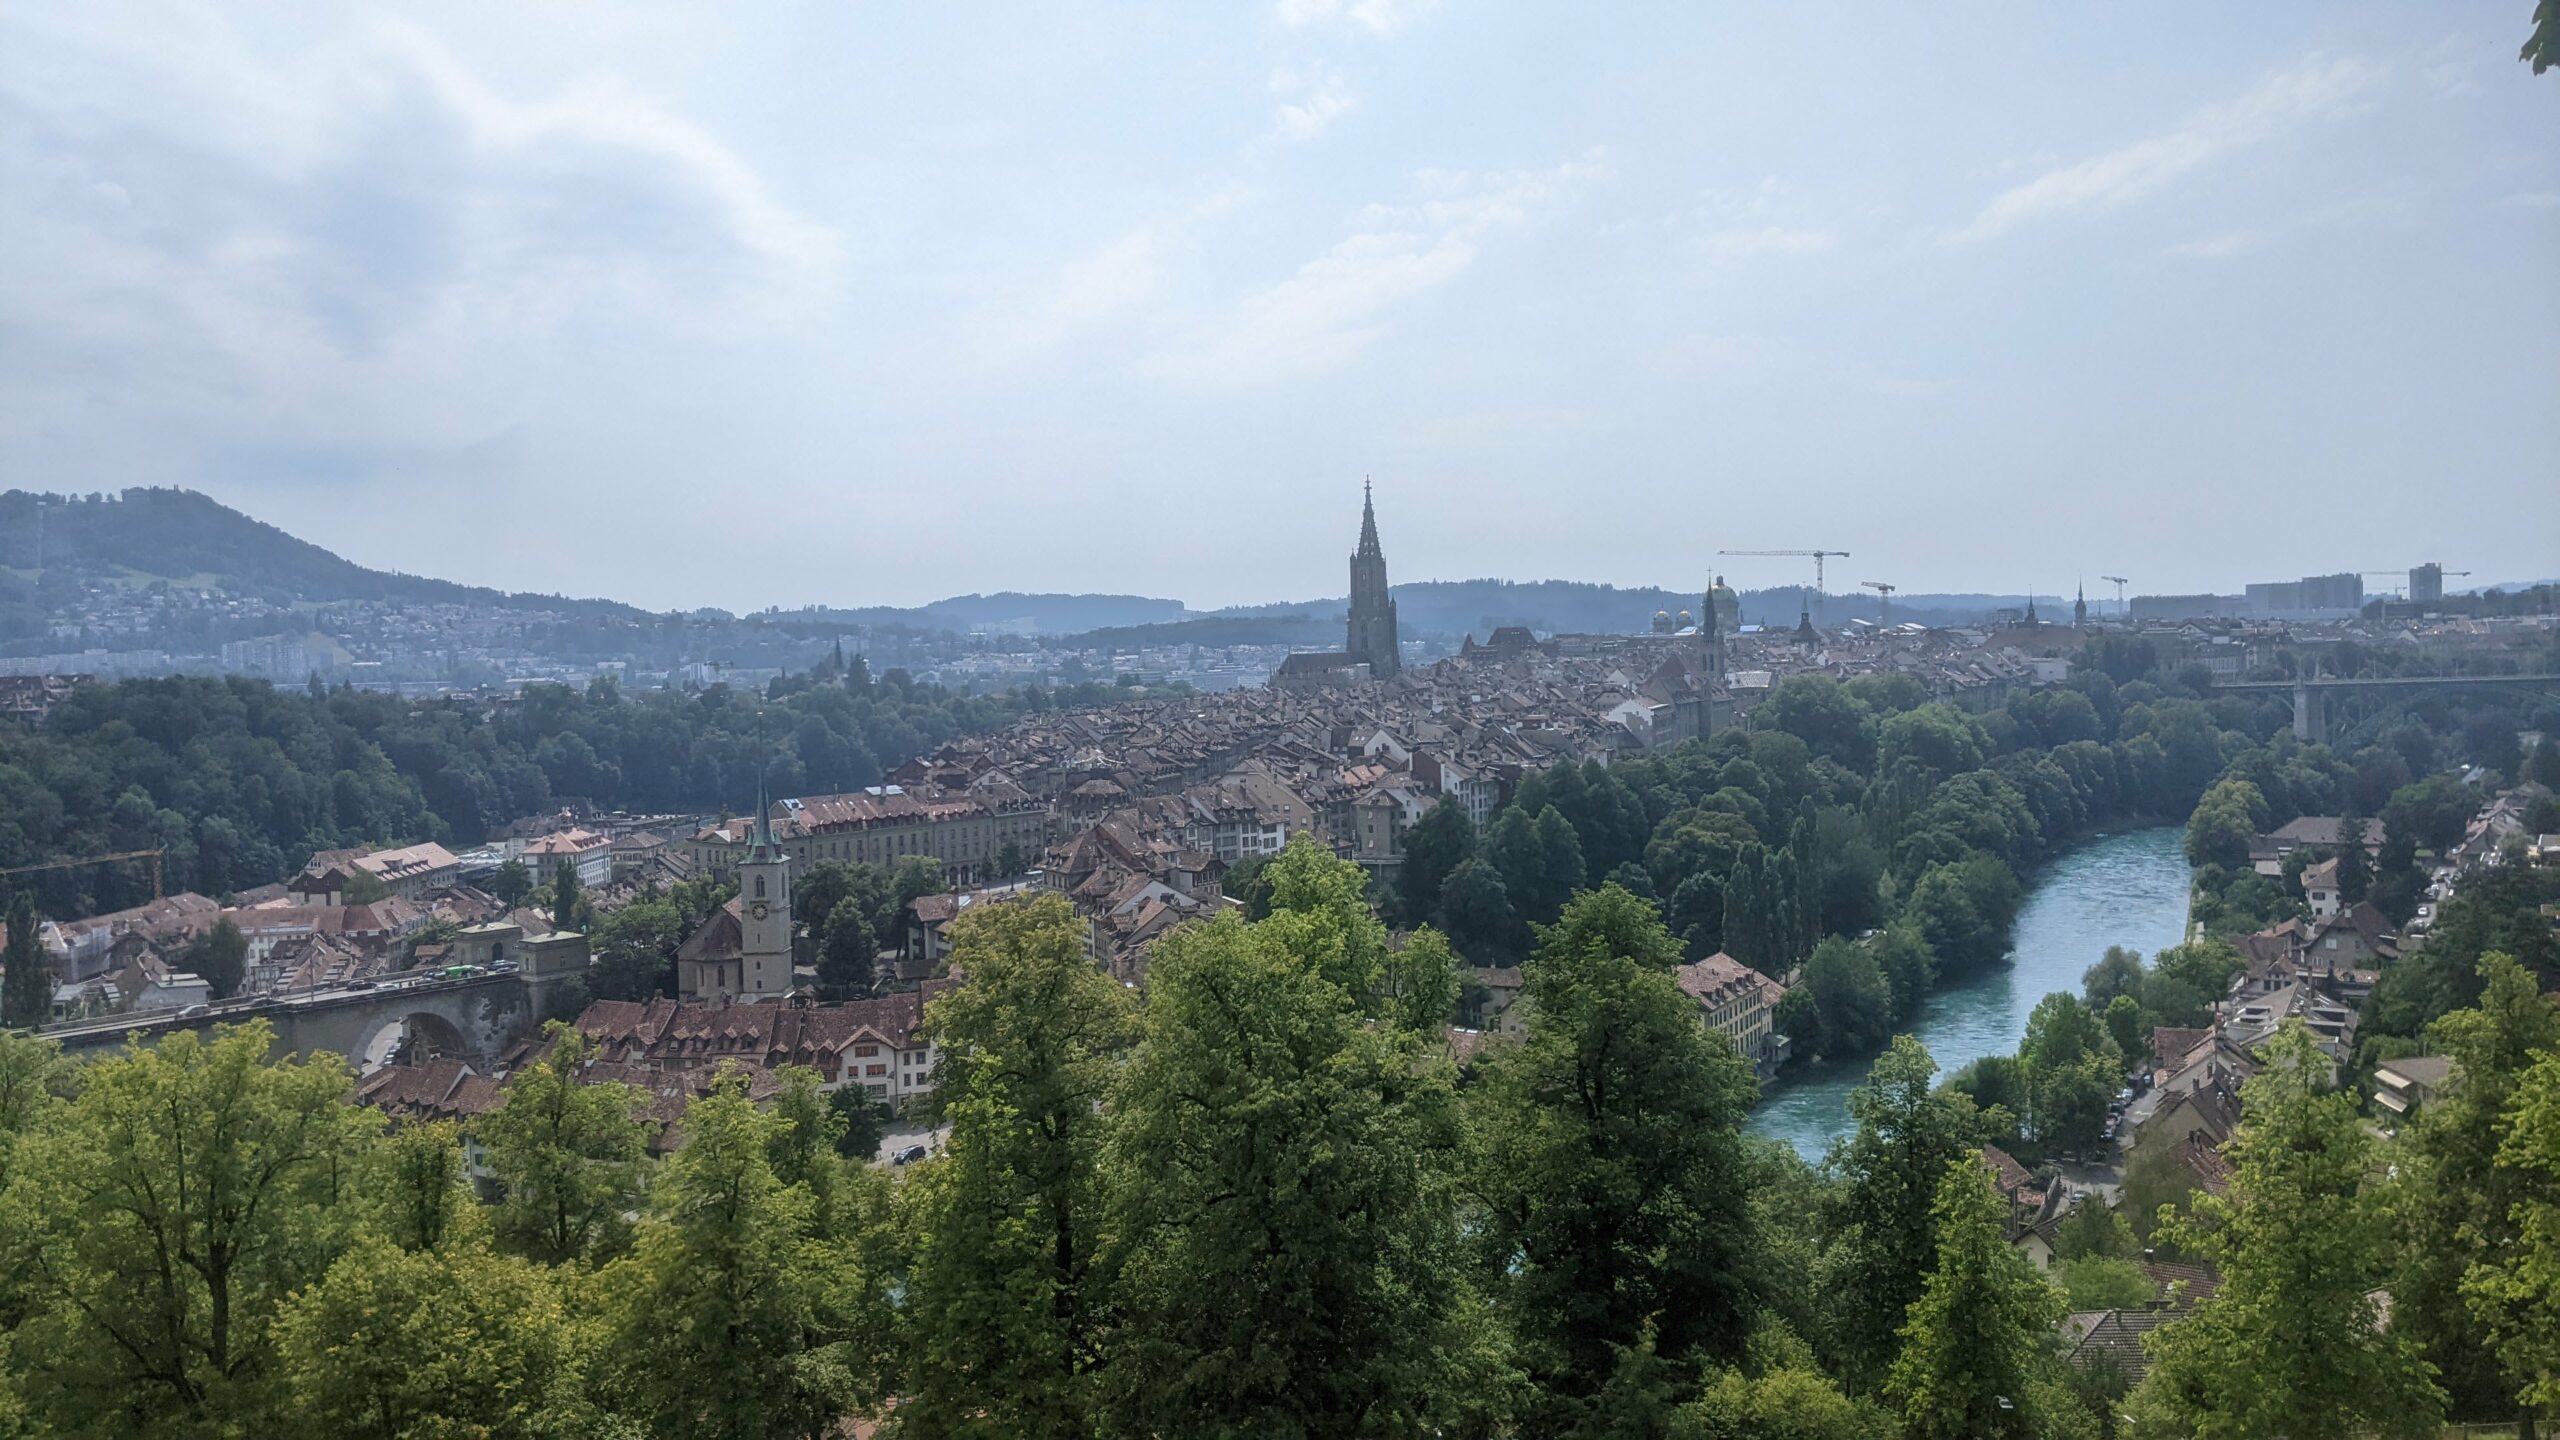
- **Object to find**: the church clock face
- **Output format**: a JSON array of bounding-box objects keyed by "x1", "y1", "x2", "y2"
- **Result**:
[{"x1": 750, "y1": 900, "x2": 771, "y2": 921}]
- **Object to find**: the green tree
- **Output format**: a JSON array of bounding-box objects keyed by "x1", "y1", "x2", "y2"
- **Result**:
[
  {"x1": 479, "y1": 1024, "x2": 647, "y2": 1267},
  {"x1": 817, "y1": 903, "x2": 875, "y2": 1000},
  {"x1": 1884, "y1": 1157, "x2": 2070, "y2": 1440},
  {"x1": 1902, "y1": 856, "x2": 2021, "y2": 972},
  {"x1": 1781, "y1": 935, "x2": 1893, "y2": 1061},
  {"x1": 2395, "y1": 952, "x2": 2560, "y2": 1420},
  {"x1": 2136, "y1": 1026, "x2": 2445, "y2": 1440},
  {"x1": 1257, "y1": 835, "x2": 1392, "y2": 1002},
  {"x1": 274, "y1": 1236, "x2": 590, "y2": 1440},
  {"x1": 548, "y1": 862, "x2": 582, "y2": 934},
  {"x1": 371, "y1": 1118, "x2": 471, "y2": 1254},
  {"x1": 2463, "y1": 1045, "x2": 2560, "y2": 1419},
  {"x1": 1439, "y1": 855, "x2": 1524, "y2": 963},
  {"x1": 488, "y1": 858, "x2": 535, "y2": 906},
  {"x1": 0, "y1": 1022, "x2": 379, "y2": 1436},
  {"x1": 1397, "y1": 797, "x2": 1477, "y2": 927},
  {"x1": 1873, "y1": 923, "x2": 1938, "y2": 1026},
  {"x1": 1101, "y1": 911, "x2": 1488, "y2": 1437},
  {"x1": 191, "y1": 916, "x2": 249, "y2": 1001},
  {"x1": 901, "y1": 896, "x2": 1138, "y2": 1439},
  {"x1": 1469, "y1": 886, "x2": 1762, "y2": 1424},
  {"x1": 2183, "y1": 779, "x2": 2265, "y2": 871},
  {"x1": 2082, "y1": 945, "x2": 2147, "y2": 1009},
  {"x1": 2018, "y1": 993, "x2": 2119, "y2": 1154},
  {"x1": 1676, "y1": 1363, "x2": 1881, "y2": 1440},
  {"x1": 1816, "y1": 1036, "x2": 1976, "y2": 1391},
  {"x1": 827, "y1": 1086, "x2": 887, "y2": 1161},
  {"x1": 599, "y1": 1070, "x2": 871, "y2": 1439},
  {"x1": 1378, "y1": 925, "x2": 1463, "y2": 1035},
  {"x1": 2, "y1": 892, "x2": 48, "y2": 1029},
  {"x1": 587, "y1": 896, "x2": 680, "y2": 1002},
  {"x1": 2054, "y1": 1254, "x2": 2155, "y2": 1310},
  {"x1": 2334, "y1": 817, "x2": 2372, "y2": 904},
  {"x1": 2053, "y1": 1197, "x2": 2139, "y2": 1261}
]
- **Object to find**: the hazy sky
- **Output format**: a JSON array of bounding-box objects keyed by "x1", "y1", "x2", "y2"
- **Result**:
[{"x1": 4, "y1": 2, "x2": 2554, "y2": 613}]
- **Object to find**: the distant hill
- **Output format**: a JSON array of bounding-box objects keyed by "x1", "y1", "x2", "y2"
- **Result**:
[
  {"x1": 1, "y1": 487, "x2": 2057, "y2": 642},
  {"x1": 1055, "y1": 614, "x2": 1336, "y2": 650},
  {"x1": 0, "y1": 488, "x2": 644, "y2": 615},
  {"x1": 793, "y1": 593, "x2": 1188, "y2": 636}
]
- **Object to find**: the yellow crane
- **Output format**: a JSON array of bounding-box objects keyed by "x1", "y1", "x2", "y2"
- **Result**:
[{"x1": 0, "y1": 847, "x2": 166, "y2": 901}]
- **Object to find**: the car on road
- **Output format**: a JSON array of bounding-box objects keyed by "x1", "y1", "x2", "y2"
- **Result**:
[{"x1": 891, "y1": 1145, "x2": 929, "y2": 1166}]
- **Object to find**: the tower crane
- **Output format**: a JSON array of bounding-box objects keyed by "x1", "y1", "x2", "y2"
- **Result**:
[
  {"x1": 0, "y1": 847, "x2": 166, "y2": 901},
  {"x1": 1861, "y1": 580, "x2": 1896, "y2": 627},
  {"x1": 1718, "y1": 549, "x2": 1850, "y2": 619},
  {"x1": 2101, "y1": 576, "x2": 2129, "y2": 620}
]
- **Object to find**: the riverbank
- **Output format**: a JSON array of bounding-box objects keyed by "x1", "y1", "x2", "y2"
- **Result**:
[{"x1": 1747, "y1": 826, "x2": 2194, "y2": 1161}]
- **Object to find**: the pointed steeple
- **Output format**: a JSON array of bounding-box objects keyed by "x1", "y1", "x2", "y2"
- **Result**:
[
  {"x1": 748, "y1": 752, "x2": 779, "y2": 861},
  {"x1": 2024, "y1": 588, "x2": 2039, "y2": 624},
  {"x1": 1356, "y1": 476, "x2": 1382, "y2": 559}
]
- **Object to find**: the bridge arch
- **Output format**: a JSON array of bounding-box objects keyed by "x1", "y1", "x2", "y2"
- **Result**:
[{"x1": 351, "y1": 1005, "x2": 475, "y2": 1073}]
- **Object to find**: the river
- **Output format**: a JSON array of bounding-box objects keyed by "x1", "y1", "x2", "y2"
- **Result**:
[{"x1": 1745, "y1": 826, "x2": 2193, "y2": 1161}]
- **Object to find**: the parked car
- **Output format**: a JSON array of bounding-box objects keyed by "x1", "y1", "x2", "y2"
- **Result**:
[{"x1": 891, "y1": 1145, "x2": 929, "y2": 1166}]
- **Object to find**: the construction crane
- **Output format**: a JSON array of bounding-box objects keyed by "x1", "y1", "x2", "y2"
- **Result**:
[
  {"x1": 1861, "y1": 580, "x2": 1896, "y2": 627},
  {"x1": 2101, "y1": 576, "x2": 2130, "y2": 620},
  {"x1": 0, "y1": 847, "x2": 166, "y2": 901},
  {"x1": 1719, "y1": 549, "x2": 1850, "y2": 619}
]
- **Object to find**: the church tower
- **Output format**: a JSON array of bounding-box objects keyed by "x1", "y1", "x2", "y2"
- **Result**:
[
  {"x1": 737, "y1": 779, "x2": 794, "y2": 1000},
  {"x1": 2074, "y1": 583, "x2": 2088, "y2": 630},
  {"x1": 1346, "y1": 481, "x2": 1401, "y2": 679},
  {"x1": 1699, "y1": 575, "x2": 1728, "y2": 680}
]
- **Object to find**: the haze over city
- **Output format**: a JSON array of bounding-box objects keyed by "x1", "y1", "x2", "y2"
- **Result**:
[{"x1": 4, "y1": 2, "x2": 2554, "y2": 612}]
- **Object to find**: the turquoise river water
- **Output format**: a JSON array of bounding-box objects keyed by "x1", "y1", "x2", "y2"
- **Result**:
[{"x1": 1746, "y1": 826, "x2": 2193, "y2": 1161}]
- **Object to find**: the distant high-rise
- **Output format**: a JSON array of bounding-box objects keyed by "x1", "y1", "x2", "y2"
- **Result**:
[
  {"x1": 2411, "y1": 562, "x2": 2444, "y2": 607},
  {"x1": 1346, "y1": 482, "x2": 1401, "y2": 679}
]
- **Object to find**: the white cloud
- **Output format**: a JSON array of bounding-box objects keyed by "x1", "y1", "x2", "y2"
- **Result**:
[
  {"x1": 1950, "y1": 53, "x2": 2385, "y2": 243},
  {"x1": 2166, "y1": 227, "x2": 2275, "y2": 259},
  {"x1": 1157, "y1": 153, "x2": 1607, "y2": 384},
  {"x1": 377, "y1": 21, "x2": 838, "y2": 278},
  {"x1": 1273, "y1": 0, "x2": 1437, "y2": 37},
  {"x1": 1693, "y1": 177, "x2": 1836, "y2": 258},
  {"x1": 1704, "y1": 226, "x2": 1835, "y2": 257},
  {"x1": 1271, "y1": 67, "x2": 1356, "y2": 141},
  {"x1": 998, "y1": 186, "x2": 1248, "y2": 354}
]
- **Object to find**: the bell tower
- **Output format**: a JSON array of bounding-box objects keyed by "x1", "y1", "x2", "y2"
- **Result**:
[{"x1": 738, "y1": 778, "x2": 794, "y2": 999}]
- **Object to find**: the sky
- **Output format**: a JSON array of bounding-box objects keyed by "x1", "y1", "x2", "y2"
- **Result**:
[{"x1": 2, "y1": 1, "x2": 2554, "y2": 614}]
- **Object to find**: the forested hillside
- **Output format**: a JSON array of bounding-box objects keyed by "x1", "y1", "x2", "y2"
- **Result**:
[
  {"x1": 0, "y1": 666, "x2": 1165, "y2": 918},
  {"x1": 0, "y1": 488, "x2": 643, "y2": 613}
]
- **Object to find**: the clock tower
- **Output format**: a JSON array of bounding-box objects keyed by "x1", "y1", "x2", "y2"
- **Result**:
[{"x1": 738, "y1": 784, "x2": 794, "y2": 999}]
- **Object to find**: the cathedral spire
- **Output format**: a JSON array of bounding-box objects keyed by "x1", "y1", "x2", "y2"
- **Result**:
[{"x1": 1346, "y1": 480, "x2": 1400, "y2": 678}]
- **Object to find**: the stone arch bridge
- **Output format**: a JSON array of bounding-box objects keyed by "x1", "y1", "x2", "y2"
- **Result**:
[{"x1": 43, "y1": 967, "x2": 579, "y2": 1070}]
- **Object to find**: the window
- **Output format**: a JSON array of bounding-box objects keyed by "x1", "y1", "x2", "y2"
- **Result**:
[
  {"x1": 855, "y1": 1044, "x2": 878, "y2": 1057},
  {"x1": 754, "y1": 875, "x2": 767, "y2": 898},
  {"x1": 867, "y1": 1063, "x2": 887, "y2": 1076}
]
